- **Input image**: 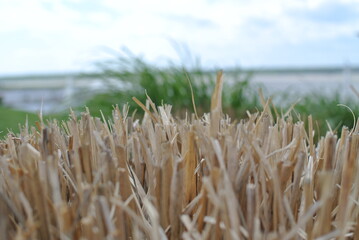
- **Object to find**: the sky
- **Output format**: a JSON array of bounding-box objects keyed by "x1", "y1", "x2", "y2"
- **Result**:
[{"x1": 1, "y1": 0, "x2": 359, "y2": 74}]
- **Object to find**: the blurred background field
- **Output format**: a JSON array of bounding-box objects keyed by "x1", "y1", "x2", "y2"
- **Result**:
[
  {"x1": 1, "y1": 0, "x2": 359, "y2": 138},
  {"x1": 1, "y1": 55, "x2": 359, "y2": 139}
]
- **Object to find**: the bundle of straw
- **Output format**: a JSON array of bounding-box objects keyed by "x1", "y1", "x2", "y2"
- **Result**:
[{"x1": 1, "y1": 72, "x2": 359, "y2": 240}]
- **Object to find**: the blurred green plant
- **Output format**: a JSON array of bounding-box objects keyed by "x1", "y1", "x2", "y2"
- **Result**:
[
  {"x1": 82, "y1": 48, "x2": 359, "y2": 141},
  {"x1": 223, "y1": 70, "x2": 260, "y2": 118},
  {"x1": 84, "y1": 48, "x2": 259, "y2": 118},
  {"x1": 290, "y1": 92, "x2": 359, "y2": 139},
  {"x1": 0, "y1": 106, "x2": 38, "y2": 136}
]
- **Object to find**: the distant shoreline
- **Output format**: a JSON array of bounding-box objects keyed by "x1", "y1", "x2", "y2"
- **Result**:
[{"x1": 1, "y1": 66, "x2": 359, "y2": 80}]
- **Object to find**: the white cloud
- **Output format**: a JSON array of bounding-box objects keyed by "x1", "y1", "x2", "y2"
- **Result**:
[{"x1": 0, "y1": 0, "x2": 359, "y2": 73}]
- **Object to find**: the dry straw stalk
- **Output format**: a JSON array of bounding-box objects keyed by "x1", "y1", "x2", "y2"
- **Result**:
[{"x1": 1, "y1": 72, "x2": 359, "y2": 239}]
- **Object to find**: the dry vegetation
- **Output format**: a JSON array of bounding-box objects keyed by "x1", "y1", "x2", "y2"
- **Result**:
[{"x1": 1, "y1": 72, "x2": 359, "y2": 239}]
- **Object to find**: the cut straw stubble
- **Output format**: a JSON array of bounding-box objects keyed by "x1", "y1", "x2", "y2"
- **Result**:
[{"x1": 0, "y1": 71, "x2": 359, "y2": 239}]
